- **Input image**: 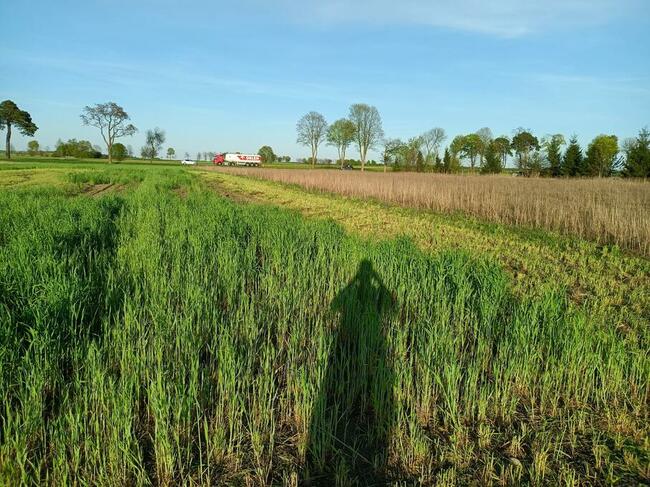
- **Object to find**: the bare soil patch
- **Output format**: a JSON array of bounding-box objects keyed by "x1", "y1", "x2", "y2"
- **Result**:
[
  {"x1": 203, "y1": 177, "x2": 257, "y2": 204},
  {"x1": 82, "y1": 183, "x2": 127, "y2": 197}
]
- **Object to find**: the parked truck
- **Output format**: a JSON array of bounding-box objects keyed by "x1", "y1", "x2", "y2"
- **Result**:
[{"x1": 213, "y1": 153, "x2": 262, "y2": 166}]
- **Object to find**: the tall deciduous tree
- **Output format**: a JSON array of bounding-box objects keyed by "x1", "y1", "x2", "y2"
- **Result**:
[
  {"x1": 542, "y1": 134, "x2": 565, "y2": 177},
  {"x1": 27, "y1": 140, "x2": 40, "y2": 156},
  {"x1": 585, "y1": 134, "x2": 619, "y2": 177},
  {"x1": 382, "y1": 138, "x2": 404, "y2": 172},
  {"x1": 81, "y1": 102, "x2": 137, "y2": 163},
  {"x1": 476, "y1": 127, "x2": 493, "y2": 166},
  {"x1": 461, "y1": 133, "x2": 482, "y2": 169},
  {"x1": 141, "y1": 147, "x2": 153, "y2": 159},
  {"x1": 527, "y1": 150, "x2": 546, "y2": 177},
  {"x1": 167, "y1": 147, "x2": 175, "y2": 159},
  {"x1": 296, "y1": 111, "x2": 327, "y2": 166},
  {"x1": 0, "y1": 100, "x2": 38, "y2": 159},
  {"x1": 511, "y1": 129, "x2": 540, "y2": 174},
  {"x1": 449, "y1": 135, "x2": 465, "y2": 158},
  {"x1": 492, "y1": 136, "x2": 511, "y2": 167},
  {"x1": 412, "y1": 138, "x2": 425, "y2": 171},
  {"x1": 349, "y1": 104, "x2": 384, "y2": 171},
  {"x1": 420, "y1": 127, "x2": 446, "y2": 164},
  {"x1": 54, "y1": 139, "x2": 99, "y2": 158},
  {"x1": 110, "y1": 143, "x2": 128, "y2": 161},
  {"x1": 143, "y1": 128, "x2": 165, "y2": 163},
  {"x1": 623, "y1": 128, "x2": 650, "y2": 177},
  {"x1": 258, "y1": 145, "x2": 277, "y2": 164},
  {"x1": 327, "y1": 119, "x2": 357, "y2": 169},
  {"x1": 399, "y1": 137, "x2": 424, "y2": 170}
]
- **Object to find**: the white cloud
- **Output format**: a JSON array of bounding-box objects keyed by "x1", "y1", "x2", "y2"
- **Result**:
[{"x1": 262, "y1": 0, "x2": 647, "y2": 37}]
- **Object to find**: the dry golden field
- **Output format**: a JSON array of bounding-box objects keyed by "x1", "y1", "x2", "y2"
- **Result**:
[{"x1": 215, "y1": 168, "x2": 650, "y2": 255}]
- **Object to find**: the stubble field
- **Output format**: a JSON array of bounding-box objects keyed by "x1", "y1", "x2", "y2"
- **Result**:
[{"x1": 212, "y1": 168, "x2": 650, "y2": 256}]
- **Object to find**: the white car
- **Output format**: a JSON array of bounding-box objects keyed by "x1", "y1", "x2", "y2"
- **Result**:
[{"x1": 181, "y1": 159, "x2": 196, "y2": 165}]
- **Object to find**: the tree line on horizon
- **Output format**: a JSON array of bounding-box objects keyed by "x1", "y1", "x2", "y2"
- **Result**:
[
  {"x1": 0, "y1": 100, "x2": 173, "y2": 164},
  {"x1": 1, "y1": 99, "x2": 649, "y2": 177},
  {"x1": 1, "y1": 99, "x2": 286, "y2": 165},
  {"x1": 297, "y1": 105, "x2": 650, "y2": 177},
  {"x1": 444, "y1": 129, "x2": 639, "y2": 178}
]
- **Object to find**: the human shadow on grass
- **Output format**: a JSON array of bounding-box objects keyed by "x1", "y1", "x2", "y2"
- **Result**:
[{"x1": 303, "y1": 260, "x2": 397, "y2": 486}]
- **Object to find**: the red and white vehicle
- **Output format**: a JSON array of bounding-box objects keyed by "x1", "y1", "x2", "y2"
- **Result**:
[{"x1": 213, "y1": 153, "x2": 262, "y2": 166}]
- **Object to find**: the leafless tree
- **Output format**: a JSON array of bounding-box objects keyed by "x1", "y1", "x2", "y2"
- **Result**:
[
  {"x1": 476, "y1": 127, "x2": 493, "y2": 165},
  {"x1": 143, "y1": 128, "x2": 165, "y2": 162},
  {"x1": 349, "y1": 104, "x2": 384, "y2": 171},
  {"x1": 621, "y1": 137, "x2": 636, "y2": 155},
  {"x1": 382, "y1": 138, "x2": 404, "y2": 172},
  {"x1": 420, "y1": 127, "x2": 446, "y2": 164},
  {"x1": 296, "y1": 111, "x2": 328, "y2": 166},
  {"x1": 80, "y1": 102, "x2": 137, "y2": 163}
]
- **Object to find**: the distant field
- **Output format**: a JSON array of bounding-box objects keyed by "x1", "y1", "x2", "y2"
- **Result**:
[
  {"x1": 0, "y1": 155, "x2": 200, "y2": 167},
  {"x1": 210, "y1": 167, "x2": 650, "y2": 256},
  {"x1": 1, "y1": 155, "x2": 396, "y2": 171},
  {"x1": 0, "y1": 163, "x2": 648, "y2": 485}
]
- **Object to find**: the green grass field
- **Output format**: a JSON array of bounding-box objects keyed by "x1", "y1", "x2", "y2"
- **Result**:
[{"x1": 0, "y1": 161, "x2": 648, "y2": 485}]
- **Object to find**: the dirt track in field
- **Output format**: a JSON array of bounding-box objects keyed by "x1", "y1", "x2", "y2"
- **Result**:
[{"x1": 82, "y1": 183, "x2": 127, "y2": 197}]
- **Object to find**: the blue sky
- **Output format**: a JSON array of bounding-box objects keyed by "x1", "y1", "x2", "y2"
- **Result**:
[{"x1": 2, "y1": 0, "x2": 649, "y2": 160}]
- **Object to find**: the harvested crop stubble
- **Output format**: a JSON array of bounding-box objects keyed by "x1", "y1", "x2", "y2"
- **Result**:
[{"x1": 213, "y1": 168, "x2": 650, "y2": 255}]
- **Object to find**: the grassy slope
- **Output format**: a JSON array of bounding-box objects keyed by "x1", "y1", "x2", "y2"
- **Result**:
[{"x1": 200, "y1": 171, "x2": 650, "y2": 334}]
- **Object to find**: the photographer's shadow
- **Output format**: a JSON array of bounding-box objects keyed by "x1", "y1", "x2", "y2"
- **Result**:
[{"x1": 304, "y1": 260, "x2": 396, "y2": 485}]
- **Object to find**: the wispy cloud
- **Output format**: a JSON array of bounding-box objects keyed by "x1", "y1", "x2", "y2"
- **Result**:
[
  {"x1": 0, "y1": 48, "x2": 338, "y2": 99},
  {"x1": 527, "y1": 73, "x2": 650, "y2": 96},
  {"x1": 5, "y1": 50, "x2": 346, "y2": 102},
  {"x1": 259, "y1": 0, "x2": 647, "y2": 37}
]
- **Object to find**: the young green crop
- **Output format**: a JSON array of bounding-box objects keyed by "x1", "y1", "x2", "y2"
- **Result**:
[{"x1": 0, "y1": 168, "x2": 647, "y2": 485}]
